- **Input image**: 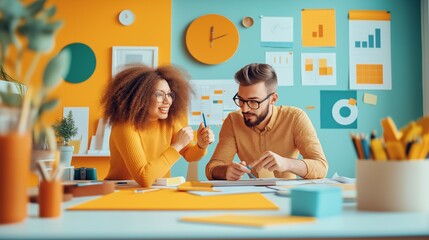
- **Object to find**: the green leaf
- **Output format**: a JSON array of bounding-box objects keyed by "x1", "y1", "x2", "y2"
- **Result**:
[
  {"x1": 40, "y1": 98, "x2": 59, "y2": 112},
  {"x1": 0, "y1": 92, "x2": 22, "y2": 106},
  {"x1": 25, "y1": 0, "x2": 46, "y2": 16},
  {"x1": 43, "y1": 6, "x2": 56, "y2": 18},
  {"x1": 42, "y1": 48, "x2": 71, "y2": 91}
]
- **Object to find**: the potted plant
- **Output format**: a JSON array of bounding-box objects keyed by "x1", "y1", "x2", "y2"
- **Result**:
[{"x1": 53, "y1": 110, "x2": 78, "y2": 166}]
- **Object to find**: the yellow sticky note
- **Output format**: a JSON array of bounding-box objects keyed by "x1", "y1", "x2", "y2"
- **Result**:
[
  {"x1": 181, "y1": 214, "x2": 316, "y2": 227},
  {"x1": 363, "y1": 93, "x2": 377, "y2": 105},
  {"x1": 177, "y1": 182, "x2": 215, "y2": 192}
]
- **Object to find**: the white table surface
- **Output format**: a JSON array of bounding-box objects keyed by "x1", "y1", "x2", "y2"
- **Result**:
[{"x1": 0, "y1": 191, "x2": 429, "y2": 239}]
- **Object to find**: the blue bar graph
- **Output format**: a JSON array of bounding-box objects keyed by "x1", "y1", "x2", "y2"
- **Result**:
[
  {"x1": 368, "y1": 35, "x2": 374, "y2": 48},
  {"x1": 375, "y1": 28, "x2": 381, "y2": 48},
  {"x1": 355, "y1": 28, "x2": 381, "y2": 49}
]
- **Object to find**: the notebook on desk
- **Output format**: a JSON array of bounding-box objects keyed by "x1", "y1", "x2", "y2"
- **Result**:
[{"x1": 201, "y1": 179, "x2": 277, "y2": 187}]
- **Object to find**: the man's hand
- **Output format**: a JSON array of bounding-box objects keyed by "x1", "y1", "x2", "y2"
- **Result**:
[
  {"x1": 250, "y1": 151, "x2": 289, "y2": 172},
  {"x1": 225, "y1": 161, "x2": 251, "y2": 180}
]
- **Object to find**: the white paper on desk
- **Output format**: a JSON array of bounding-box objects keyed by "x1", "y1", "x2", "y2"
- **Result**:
[
  {"x1": 201, "y1": 179, "x2": 277, "y2": 187},
  {"x1": 188, "y1": 186, "x2": 276, "y2": 196}
]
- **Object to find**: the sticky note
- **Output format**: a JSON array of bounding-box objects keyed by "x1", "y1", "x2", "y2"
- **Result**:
[
  {"x1": 363, "y1": 93, "x2": 377, "y2": 105},
  {"x1": 348, "y1": 98, "x2": 357, "y2": 106}
]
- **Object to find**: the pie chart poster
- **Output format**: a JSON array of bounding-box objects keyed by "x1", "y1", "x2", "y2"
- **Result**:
[{"x1": 321, "y1": 90, "x2": 358, "y2": 129}]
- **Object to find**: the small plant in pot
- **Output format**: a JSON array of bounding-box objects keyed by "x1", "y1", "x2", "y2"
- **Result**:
[{"x1": 53, "y1": 110, "x2": 78, "y2": 166}]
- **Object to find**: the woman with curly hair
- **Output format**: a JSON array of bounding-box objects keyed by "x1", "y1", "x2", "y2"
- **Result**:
[{"x1": 101, "y1": 64, "x2": 214, "y2": 187}]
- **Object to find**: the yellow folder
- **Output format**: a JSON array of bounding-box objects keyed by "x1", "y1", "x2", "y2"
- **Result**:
[
  {"x1": 181, "y1": 214, "x2": 316, "y2": 227},
  {"x1": 67, "y1": 189, "x2": 278, "y2": 211}
]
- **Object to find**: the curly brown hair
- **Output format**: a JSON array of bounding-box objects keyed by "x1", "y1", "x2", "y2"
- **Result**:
[{"x1": 101, "y1": 64, "x2": 193, "y2": 130}]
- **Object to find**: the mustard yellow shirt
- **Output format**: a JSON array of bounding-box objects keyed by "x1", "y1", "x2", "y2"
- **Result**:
[
  {"x1": 206, "y1": 106, "x2": 328, "y2": 180},
  {"x1": 105, "y1": 121, "x2": 206, "y2": 187}
]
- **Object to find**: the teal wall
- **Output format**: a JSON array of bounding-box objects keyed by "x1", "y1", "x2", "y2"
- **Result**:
[{"x1": 171, "y1": 0, "x2": 423, "y2": 179}]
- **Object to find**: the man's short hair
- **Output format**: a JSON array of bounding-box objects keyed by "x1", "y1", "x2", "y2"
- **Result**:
[{"x1": 234, "y1": 63, "x2": 278, "y2": 92}]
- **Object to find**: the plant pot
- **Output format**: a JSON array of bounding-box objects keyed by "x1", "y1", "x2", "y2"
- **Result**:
[{"x1": 59, "y1": 145, "x2": 74, "y2": 166}]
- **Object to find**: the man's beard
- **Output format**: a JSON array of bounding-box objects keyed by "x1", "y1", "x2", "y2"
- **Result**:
[{"x1": 242, "y1": 104, "x2": 269, "y2": 127}]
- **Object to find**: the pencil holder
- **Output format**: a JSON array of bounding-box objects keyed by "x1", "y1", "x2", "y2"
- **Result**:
[
  {"x1": 39, "y1": 180, "x2": 63, "y2": 218},
  {"x1": 356, "y1": 160, "x2": 429, "y2": 212}
]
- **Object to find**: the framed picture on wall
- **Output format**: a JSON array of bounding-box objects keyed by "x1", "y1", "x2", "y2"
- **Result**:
[{"x1": 111, "y1": 46, "x2": 158, "y2": 76}]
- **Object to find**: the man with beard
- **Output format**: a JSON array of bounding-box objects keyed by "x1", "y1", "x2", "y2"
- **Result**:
[{"x1": 205, "y1": 63, "x2": 328, "y2": 180}]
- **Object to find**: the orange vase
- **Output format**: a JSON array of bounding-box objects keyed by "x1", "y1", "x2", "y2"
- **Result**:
[{"x1": 0, "y1": 132, "x2": 31, "y2": 224}]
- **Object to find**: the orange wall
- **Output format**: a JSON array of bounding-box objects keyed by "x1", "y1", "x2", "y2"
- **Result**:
[{"x1": 29, "y1": 0, "x2": 172, "y2": 184}]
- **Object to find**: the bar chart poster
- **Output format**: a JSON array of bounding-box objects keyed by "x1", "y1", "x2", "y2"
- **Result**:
[
  {"x1": 301, "y1": 53, "x2": 336, "y2": 86},
  {"x1": 301, "y1": 9, "x2": 336, "y2": 47},
  {"x1": 265, "y1": 52, "x2": 294, "y2": 86},
  {"x1": 349, "y1": 10, "x2": 391, "y2": 90},
  {"x1": 188, "y1": 80, "x2": 238, "y2": 126}
]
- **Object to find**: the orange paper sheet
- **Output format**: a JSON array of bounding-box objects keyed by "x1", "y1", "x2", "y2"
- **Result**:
[
  {"x1": 68, "y1": 189, "x2": 278, "y2": 211},
  {"x1": 181, "y1": 214, "x2": 316, "y2": 227}
]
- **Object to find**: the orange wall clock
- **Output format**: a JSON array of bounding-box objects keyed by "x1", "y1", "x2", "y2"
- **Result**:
[{"x1": 186, "y1": 14, "x2": 240, "y2": 65}]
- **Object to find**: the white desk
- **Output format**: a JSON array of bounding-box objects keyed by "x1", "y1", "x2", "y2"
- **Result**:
[{"x1": 0, "y1": 192, "x2": 429, "y2": 239}]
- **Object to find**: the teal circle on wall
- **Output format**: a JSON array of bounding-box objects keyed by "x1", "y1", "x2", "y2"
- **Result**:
[{"x1": 62, "y1": 43, "x2": 96, "y2": 83}]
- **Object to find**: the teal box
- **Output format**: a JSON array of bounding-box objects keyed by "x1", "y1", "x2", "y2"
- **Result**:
[{"x1": 290, "y1": 185, "x2": 342, "y2": 218}]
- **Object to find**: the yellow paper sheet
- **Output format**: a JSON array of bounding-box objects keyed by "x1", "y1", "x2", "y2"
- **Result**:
[
  {"x1": 302, "y1": 9, "x2": 336, "y2": 47},
  {"x1": 181, "y1": 214, "x2": 316, "y2": 227},
  {"x1": 67, "y1": 189, "x2": 278, "y2": 211}
]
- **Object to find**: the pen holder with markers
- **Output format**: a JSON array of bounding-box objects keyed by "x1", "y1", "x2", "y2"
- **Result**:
[
  {"x1": 39, "y1": 179, "x2": 63, "y2": 218},
  {"x1": 356, "y1": 160, "x2": 429, "y2": 212}
]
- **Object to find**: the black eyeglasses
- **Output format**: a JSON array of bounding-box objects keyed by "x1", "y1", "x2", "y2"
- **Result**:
[
  {"x1": 154, "y1": 91, "x2": 175, "y2": 103},
  {"x1": 232, "y1": 92, "x2": 274, "y2": 110}
]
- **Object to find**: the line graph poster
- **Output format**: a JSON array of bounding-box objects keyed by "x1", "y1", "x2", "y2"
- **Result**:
[
  {"x1": 261, "y1": 16, "x2": 293, "y2": 48},
  {"x1": 302, "y1": 9, "x2": 336, "y2": 47},
  {"x1": 188, "y1": 80, "x2": 238, "y2": 126},
  {"x1": 349, "y1": 10, "x2": 391, "y2": 90}
]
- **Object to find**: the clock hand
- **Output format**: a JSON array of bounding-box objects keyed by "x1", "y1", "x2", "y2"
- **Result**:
[
  {"x1": 212, "y1": 33, "x2": 228, "y2": 40},
  {"x1": 210, "y1": 26, "x2": 214, "y2": 48}
]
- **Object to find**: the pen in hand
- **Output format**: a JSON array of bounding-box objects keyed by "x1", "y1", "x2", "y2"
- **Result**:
[
  {"x1": 245, "y1": 165, "x2": 257, "y2": 179},
  {"x1": 202, "y1": 113, "x2": 207, "y2": 128}
]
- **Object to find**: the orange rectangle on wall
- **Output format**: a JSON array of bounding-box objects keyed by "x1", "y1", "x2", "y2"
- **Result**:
[
  {"x1": 201, "y1": 96, "x2": 210, "y2": 100},
  {"x1": 349, "y1": 10, "x2": 390, "y2": 21},
  {"x1": 356, "y1": 64, "x2": 383, "y2": 84},
  {"x1": 214, "y1": 90, "x2": 223, "y2": 94}
]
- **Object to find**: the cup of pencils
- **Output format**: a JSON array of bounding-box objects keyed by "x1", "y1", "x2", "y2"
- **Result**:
[
  {"x1": 38, "y1": 151, "x2": 63, "y2": 218},
  {"x1": 354, "y1": 116, "x2": 429, "y2": 212}
]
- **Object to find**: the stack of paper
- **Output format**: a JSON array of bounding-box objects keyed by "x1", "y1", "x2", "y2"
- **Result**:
[{"x1": 153, "y1": 176, "x2": 185, "y2": 186}]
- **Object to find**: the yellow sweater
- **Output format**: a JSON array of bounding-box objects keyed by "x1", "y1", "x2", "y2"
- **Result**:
[{"x1": 105, "y1": 121, "x2": 206, "y2": 187}]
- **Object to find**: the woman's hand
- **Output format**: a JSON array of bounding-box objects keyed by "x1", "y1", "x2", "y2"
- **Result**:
[
  {"x1": 171, "y1": 127, "x2": 194, "y2": 152},
  {"x1": 196, "y1": 122, "x2": 215, "y2": 149}
]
